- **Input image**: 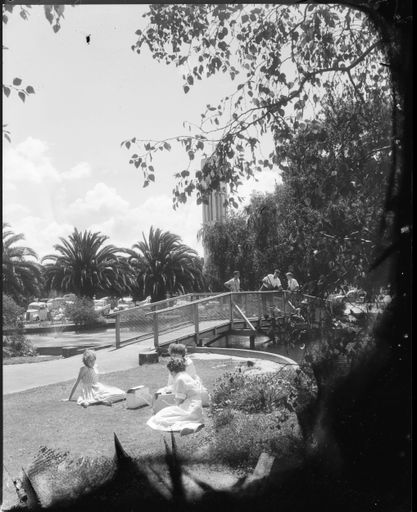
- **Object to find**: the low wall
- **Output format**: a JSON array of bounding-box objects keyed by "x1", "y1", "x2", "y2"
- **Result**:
[{"x1": 187, "y1": 346, "x2": 298, "y2": 367}]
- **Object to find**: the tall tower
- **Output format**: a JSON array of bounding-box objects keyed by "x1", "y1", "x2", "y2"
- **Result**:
[{"x1": 200, "y1": 156, "x2": 228, "y2": 265}]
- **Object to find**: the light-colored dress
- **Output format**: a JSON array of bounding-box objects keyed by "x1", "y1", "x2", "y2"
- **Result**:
[
  {"x1": 76, "y1": 365, "x2": 126, "y2": 407},
  {"x1": 157, "y1": 357, "x2": 210, "y2": 406},
  {"x1": 147, "y1": 371, "x2": 204, "y2": 432}
]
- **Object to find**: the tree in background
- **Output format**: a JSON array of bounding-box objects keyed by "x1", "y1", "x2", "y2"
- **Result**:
[
  {"x1": 272, "y1": 87, "x2": 391, "y2": 294},
  {"x1": 65, "y1": 297, "x2": 102, "y2": 328},
  {"x1": 200, "y1": 213, "x2": 258, "y2": 291},
  {"x1": 42, "y1": 229, "x2": 132, "y2": 299},
  {"x1": 128, "y1": 227, "x2": 205, "y2": 302},
  {"x1": 2, "y1": 223, "x2": 41, "y2": 305},
  {"x1": 203, "y1": 88, "x2": 391, "y2": 296}
]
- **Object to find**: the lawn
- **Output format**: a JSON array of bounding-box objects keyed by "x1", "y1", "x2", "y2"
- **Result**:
[{"x1": 2, "y1": 357, "x2": 244, "y2": 508}]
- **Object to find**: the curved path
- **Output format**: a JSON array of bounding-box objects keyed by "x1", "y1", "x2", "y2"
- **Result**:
[
  {"x1": 3, "y1": 339, "x2": 156, "y2": 396},
  {"x1": 3, "y1": 340, "x2": 297, "y2": 396}
]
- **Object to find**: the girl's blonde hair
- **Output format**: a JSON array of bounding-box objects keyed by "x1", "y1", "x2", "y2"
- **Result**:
[
  {"x1": 168, "y1": 343, "x2": 186, "y2": 357},
  {"x1": 82, "y1": 349, "x2": 96, "y2": 368}
]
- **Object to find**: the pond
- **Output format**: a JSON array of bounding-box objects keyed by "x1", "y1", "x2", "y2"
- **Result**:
[{"x1": 26, "y1": 327, "x2": 116, "y2": 349}]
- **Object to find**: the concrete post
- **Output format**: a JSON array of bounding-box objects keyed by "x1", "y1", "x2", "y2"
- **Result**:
[
  {"x1": 153, "y1": 313, "x2": 159, "y2": 350},
  {"x1": 193, "y1": 303, "x2": 200, "y2": 346},
  {"x1": 115, "y1": 314, "x2": 121, "y2": 349}
]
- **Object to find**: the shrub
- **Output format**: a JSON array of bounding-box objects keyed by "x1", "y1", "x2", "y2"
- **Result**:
[
  {"x1": 2, "y1": 294, "x2": 37, "y2": 357},
  {"x1": 3, "y1": 293, "x2": 25, "y2": 328},
  {"x1": 3, "y1": 333, "x2": 37, "y2": 358},
  {"x1": 211, "y1": 366, "x2": 317, "y2": 416},
  {"x1": 208, "y1": 409, "x2": 303, "y2": 467},
  {"x1": 65, "y1": 297, "x2": 104, "y2": 327},
  {"x1": 204, "y1": 366, "x2": 316, "y2": 468}
]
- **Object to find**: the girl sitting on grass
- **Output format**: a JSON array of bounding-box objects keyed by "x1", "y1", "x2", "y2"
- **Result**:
[
  {"x1": 156, "y1": 343, "x2": 209, "y2": 404},
  {"x1": 62, "y1": 349, "x2": 126, "y2": 408},
  {"x1": 147, "y1": 358, "x2": 204, "y2": 435}
]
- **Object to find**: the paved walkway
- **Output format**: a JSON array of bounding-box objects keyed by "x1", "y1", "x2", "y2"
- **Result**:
[{"x1": 3, "y1": 338, "x2": 156, "y2": 396}]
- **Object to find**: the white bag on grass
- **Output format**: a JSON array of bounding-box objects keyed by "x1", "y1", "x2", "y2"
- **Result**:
[{"x1": 126, "y1": 385, "x2": 152, "y2": 409}]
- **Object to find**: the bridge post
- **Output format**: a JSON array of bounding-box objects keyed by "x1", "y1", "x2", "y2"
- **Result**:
[
  {"x1": 153, "y1": 312, "x2": 159, "y2": 350},
  {"x1": 193, "y1": 303, "x2": 200, "y2": 346},
  {"x1": 115, "y1": 313, "x2": 121, "y2": 349},
  {"x1": 257, "y1": 292, "x2": 262, "y2": 319},
  {"x1": 229, "y1": 293, "x2": 234, "y2": 329}
]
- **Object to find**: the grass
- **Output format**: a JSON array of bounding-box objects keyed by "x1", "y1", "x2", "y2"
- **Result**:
[{"x1": 2, "y1": 358, "x2": 242, "y2": 507}]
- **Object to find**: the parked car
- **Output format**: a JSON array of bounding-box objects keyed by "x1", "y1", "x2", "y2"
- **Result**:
[
  {"x1": 25, "y1": 302, "x2": 49, "y2": 322},
  {"x1": 114, "y1": 297, "x2": 134, "y2": 312},
  {"x1": 63, "y1": 293, "x2": 77, "y2": 305},
  {"x1": 52, "y1": 309, "x2": 66, "y2": 322},
  {"x1": 94, "y1": 299, "x2": 111, "y2": 316},
  {"x1": 47, "y1": 297, "x2": 67, "y2": 311}
]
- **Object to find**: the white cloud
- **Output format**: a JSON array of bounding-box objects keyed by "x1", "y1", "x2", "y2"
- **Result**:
[
  {"x1": 86, "y1": 194, "x2": 203, "y2": 254},
  {"x1": 4, "y1": 216, "x2": 74, "y2": 260},
  {"x1": 3, "y1": 203, "x2": 30, "y2": 218},
  {"x1": 62, "y1": 161, "x2": 91, "y2": 180},
  {"x1": 67, "y1": 183, "x2": 130, "y2": 222},
  {"x1": 3, "y1": 137, "x2": 61, "y2": 184},
  {"x1": 237, "y1": 168, "x2": 282, "y2": 204}
]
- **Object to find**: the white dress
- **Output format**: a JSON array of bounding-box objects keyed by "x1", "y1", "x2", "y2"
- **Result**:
[
  {"x1": 76, "y1": 365, "x2": 126, "y2": 407},
  {"x1": 147, "y1": 372, "x2": 204, "y2": 432},
  {"x1": 157, "y1": 357, "x2": 210, "y2": 405}
]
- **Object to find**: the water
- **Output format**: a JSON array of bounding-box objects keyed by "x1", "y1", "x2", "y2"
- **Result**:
[
  {"x1": 27, "y1": 329, "x2": 304, "y2": 362},
  {"x1": 215, "y1": 335, "x2": 305, "y2": 363},
  {"x1": 27, "y1": 327, "x2": 116, "y2": 349}
]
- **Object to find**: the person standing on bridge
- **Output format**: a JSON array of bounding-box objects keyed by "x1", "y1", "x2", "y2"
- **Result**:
[
  {"x1": 260, "y1": 269, "x2": 283, "y2": 318},
  {"x1": 224, "y1": 270, "x2": 240, "y2": 292},
  {"x1": 286, "y1": 272, "x2": 300, "y2": 292},
  {"x1": 260, "y1": 269, "x2": 283, "y2": 292}
]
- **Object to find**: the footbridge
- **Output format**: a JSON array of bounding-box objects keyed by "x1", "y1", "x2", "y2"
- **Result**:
[{"x1": 114, "y1": 291, "x2": 332, "y2": 353}]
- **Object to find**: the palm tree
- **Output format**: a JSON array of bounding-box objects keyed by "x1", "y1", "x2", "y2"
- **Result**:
[
  {"x1": 128, "y1": 227, "x2": 205, "y2": 302},
  {"x1": 2, "y1": 223, "x2": 41, "y2": 303},
  {"x1": 42, "y1": 228, "x2": 133, "y2": 298}
]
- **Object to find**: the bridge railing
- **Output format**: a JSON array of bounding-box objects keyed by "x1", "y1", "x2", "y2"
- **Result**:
[
  {"x1": 145, "y1": 291, "x2": 332, "y2": 350},
  {"x1": 114, "y1": 292, "x2": 218, "y2": 347}
]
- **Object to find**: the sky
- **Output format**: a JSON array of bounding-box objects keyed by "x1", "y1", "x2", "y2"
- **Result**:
[{"x1": 3, "y1": 4, "x2": 281, "y2": 259}]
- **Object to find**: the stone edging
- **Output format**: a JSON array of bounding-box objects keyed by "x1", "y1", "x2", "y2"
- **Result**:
[{"x1": 187, "y1": 346, "x2": 298, "y2": 367}]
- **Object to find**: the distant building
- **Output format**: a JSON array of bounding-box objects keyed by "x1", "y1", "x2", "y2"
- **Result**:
[{"x1": 200, "y1": 156, "x2": 228, "y2": 265}]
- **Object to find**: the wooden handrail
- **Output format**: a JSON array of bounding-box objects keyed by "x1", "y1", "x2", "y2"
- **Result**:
[
  {"x1": 144, "y1": 290, "x2": 330, "y2": 317},
  {"x1": 144, "y1": 292, "x2": 232, "y2": 316}
]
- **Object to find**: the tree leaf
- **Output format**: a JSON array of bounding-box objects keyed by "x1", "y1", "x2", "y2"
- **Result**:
[{"x1": 54, "y1": 4, "x2": 65, "y2": 16}]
